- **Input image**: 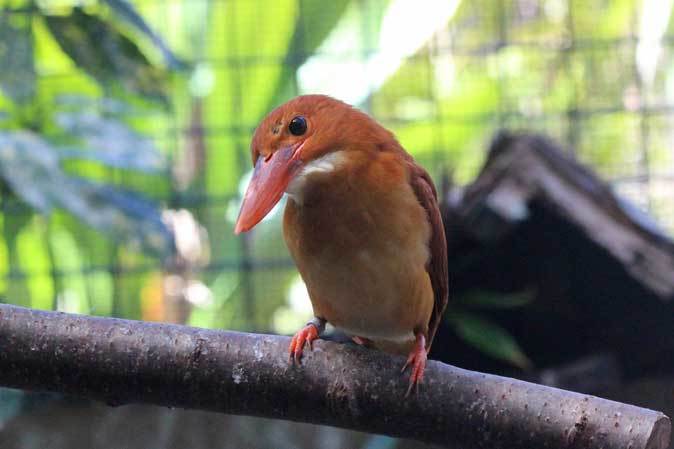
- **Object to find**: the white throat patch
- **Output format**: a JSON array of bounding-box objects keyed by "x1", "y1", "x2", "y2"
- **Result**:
[{"x1": 286, "y1": 151, "x2": 347, "y2": 204}]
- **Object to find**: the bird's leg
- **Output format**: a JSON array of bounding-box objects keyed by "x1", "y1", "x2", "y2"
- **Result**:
[
  {"x1": 289, "y1": 317, "x2": 326, "y2": 364},
  {"x1": 401, "y1": 332, "x2": 427, "y2": 396}
]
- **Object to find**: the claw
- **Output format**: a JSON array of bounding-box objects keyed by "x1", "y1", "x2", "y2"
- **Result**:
[
  {"x1": 289, "y1": 323, "x2": 320, "y2": 364},
  {"x1": 401, "y1": 333, "x2": 427, "y2": 397}
]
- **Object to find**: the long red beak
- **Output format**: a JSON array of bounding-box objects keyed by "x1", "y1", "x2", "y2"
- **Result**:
[{"x1": 234, "y1": 143, "x2": 303, "y2": 234}]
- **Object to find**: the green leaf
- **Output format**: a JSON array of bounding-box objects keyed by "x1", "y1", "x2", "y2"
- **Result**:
[
  {"x1": 0, "y1": 11, "x2": 35, "y2": 103},
  {"x1": 47, "y1": 224, "x2": 89, "y2": 313},
  {"x1": 44, "y1": 7, "x2": 169, "y2": 104},
  {"x1": 67, "y1": 177, "x2": 175, "y2": 258},
  {"x1": 447, "y1": 312, "x2": 533, "y2": 370},
  {"x1": 457, "y1": 289, "x2": 534, "y2": 309},
  {"x1": 102, "y1": 0, "x2": 185, "y2": 69},
  {"x1": 203, "y1": 0, "x2": 298, "y2": 198},
  {"x1": 0, "y1": 131, "x2": 175, "y2": 259},
  {"x1": 1, "y1": 211, "x2": 36, "y2": 308},
  {"x1": 0, "y1": 131, "x2": 60, "y2": 213},
  {"x1": 56, "y1": 111, "x2": 167, "y2": 173},
  {"x1": 0, "y1": 215, "x2": 8, "y2": 294},
  {"x1": 266, "y1": 0, "x2": 352, "y2": 112},
  {"x1": 15, "y1": 217, "x2": 54, "y2": 310}
]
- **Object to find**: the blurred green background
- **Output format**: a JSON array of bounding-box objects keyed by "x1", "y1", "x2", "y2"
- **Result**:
[
  {"x1": 2, "y1": 0, "x2": 673, "y2": 336},
  {"x1": 1, "y1": 1, "x2": 674, "y2": 446}
]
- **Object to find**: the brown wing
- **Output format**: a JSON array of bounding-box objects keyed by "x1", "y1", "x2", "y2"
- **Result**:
[{"x1": 406, "y1": 161, "x2": 449, "y2": 349}]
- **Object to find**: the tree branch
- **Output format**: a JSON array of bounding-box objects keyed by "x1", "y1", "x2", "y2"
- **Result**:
[{"x1": 0, "y1": 304, "x2": 669, "y2": 449}]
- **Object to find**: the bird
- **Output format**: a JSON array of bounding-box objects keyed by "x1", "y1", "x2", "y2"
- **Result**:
[{"x1": 234, "y1": 95, "x2": 448, "y2": 393}]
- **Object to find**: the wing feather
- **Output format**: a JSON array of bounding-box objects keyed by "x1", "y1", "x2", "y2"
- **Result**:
[{"x1": 406, "y1": 161, "x2": 449, "y2": 349}]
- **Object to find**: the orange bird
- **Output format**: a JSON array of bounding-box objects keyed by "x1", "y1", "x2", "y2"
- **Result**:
[{"x1": 235, "y1": 95, "x2": 448, "y2": 392}]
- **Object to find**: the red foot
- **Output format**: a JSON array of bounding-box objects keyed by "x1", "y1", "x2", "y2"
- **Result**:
[
  {"x1": 401, "y1": 333, "x2": 427, "y2": 396},
  {"x1": 352, "y1": 336, "x2": 372, "y2": 346},
  {"x1": 289, "y1": 323, "x2": 320, "y2": 364}
]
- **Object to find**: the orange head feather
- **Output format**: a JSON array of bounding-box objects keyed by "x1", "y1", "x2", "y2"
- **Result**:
[{"x1": 235, "y1": 95, "x2": 396, "y2": 233}]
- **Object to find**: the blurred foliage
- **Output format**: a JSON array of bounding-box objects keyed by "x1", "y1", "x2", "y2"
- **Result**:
[
  {"x1": 44, "y1": 8, "x2": 168, "y2": 103},
  {"x1": 449, "y1": 289, "x2": 534, "y2": 369},
  {"x1": 1, "y1": 0, "x2": 673, "y2": 375},
  {"x1": 0, "y1": 131, "x2": 173, "y2": 256},
  {"x1": 0, "y1": 0, "x2": 178, "y2": 316}
]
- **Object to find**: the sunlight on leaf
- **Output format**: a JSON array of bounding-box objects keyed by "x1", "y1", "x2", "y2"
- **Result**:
[
  {"x1": 16, "y1": 218, "x2": 54, "y2": 310},
  {"x1": 102, "y1": 0, "x2": 185, "y2": 69},
  {"x1": 266, "y1": 0, "x2": 352, "y2": 113},
  {"x1": 203, "y1": 0, "x2": 297, "y2": 197},
  {"x1": 187, "y1": 271, "x2": 240, "y2": 329},
  {"x1": 299, "y1": 0, "x2": 459, "y2": 105},
  {"x1": 0, "y1": 215, "x2": 8, "y2": 294},
  {"x1": 49, "y1": 224, "x2": 91, "y2": 314}
]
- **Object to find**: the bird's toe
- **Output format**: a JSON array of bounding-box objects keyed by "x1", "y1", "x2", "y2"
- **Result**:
[
  {"x1": 402, "y1": 333, "x2": 427, "y2": 396},
  {"x1": 288, "y1": 323, "x2": 320, "y2": 364}
]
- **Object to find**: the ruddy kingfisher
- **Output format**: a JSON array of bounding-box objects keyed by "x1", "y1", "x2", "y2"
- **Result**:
[{"x1": 235, "y1": 95, "x2": 448, "y2": 393}]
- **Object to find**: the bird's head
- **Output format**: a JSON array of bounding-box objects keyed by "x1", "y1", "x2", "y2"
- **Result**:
[{"x1": 234, "y1": 95, "x2": 391, "y2": 234}]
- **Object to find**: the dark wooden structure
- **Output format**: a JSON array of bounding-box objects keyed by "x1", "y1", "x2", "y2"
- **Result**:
[{"x1": 433, "y1": 132, "x2": 674, "y2": 391}]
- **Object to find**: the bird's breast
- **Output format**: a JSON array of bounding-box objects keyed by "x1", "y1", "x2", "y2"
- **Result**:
[{"x1": 283, "y1": 150, "x2": 434, "y2": 348}]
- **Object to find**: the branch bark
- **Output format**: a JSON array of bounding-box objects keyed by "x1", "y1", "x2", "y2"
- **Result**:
[{"x1": 0, "y1": 304, "x2": 669, "y2": 449}]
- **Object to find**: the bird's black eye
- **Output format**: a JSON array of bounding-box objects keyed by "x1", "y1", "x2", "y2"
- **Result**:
[{"x1": 288, "y1": 116, "x2": 307, "y2": 136}]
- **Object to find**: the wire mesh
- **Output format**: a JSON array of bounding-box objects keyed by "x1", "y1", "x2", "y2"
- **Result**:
[{"x1": 1, "y1": 0, "x2": 673, "y2": 332}]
